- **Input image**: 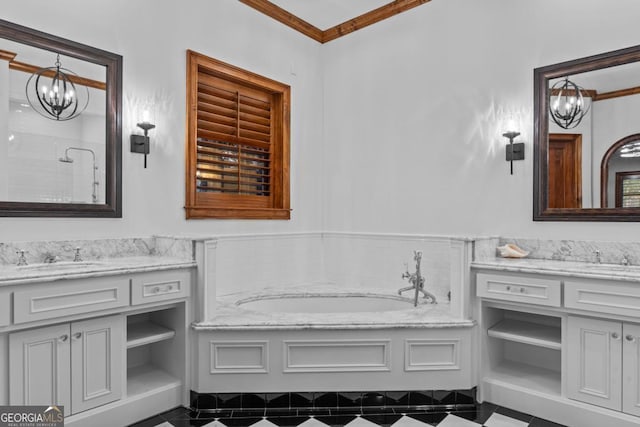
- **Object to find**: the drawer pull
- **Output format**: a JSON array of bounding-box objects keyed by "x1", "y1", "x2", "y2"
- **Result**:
[
  {"x1": 168, "y1": 285, "x2": 173, "y2": 290},
  {"x1": 520, "y1": 287, "x2": 526, "y2": 293},
  {"x1": 506, "y1": 286, "x2": 511, "y2": 291},
  {"x1": 73, "y1": 332, "x2": 82, "y2": 340},
  {"x1": 153, "y1": 287, "x2": 160, "y2": 293},
  {"x1": 58, "y1": 334, "x2": 68, "y2": 342},
  {"x1": 627, "y1": 335, "x2": 636, "y2": 342},
  {"x1": 612, "y1": 332, "x2": 620, "y2": 340}
]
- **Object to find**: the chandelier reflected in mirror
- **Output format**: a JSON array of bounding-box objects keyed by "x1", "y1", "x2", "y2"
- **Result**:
[
  {"x1": 549, "y1": 77, "x2": 591, "y2": 129},
  {"x1": 25, "y1": 53, "x2": 89, "y2": 121}
]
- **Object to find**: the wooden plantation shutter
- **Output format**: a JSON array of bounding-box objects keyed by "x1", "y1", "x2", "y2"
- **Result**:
[{"x1": 185, "y1": 51, "x2": 290, "y2": 219}]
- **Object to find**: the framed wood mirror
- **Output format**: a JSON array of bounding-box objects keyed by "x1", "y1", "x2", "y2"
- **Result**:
[
  {"x1": 0, "y1": 19, "x2": 122, "y2": 217},
  {"x1": 534, "y1": 44, "x2": 640, "y2": 221}
]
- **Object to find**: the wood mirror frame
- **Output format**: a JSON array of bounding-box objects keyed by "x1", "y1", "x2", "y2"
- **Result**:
[
  {"x1": 533, "y1": 44, "x2": 640, "y2": 221},
  {"x1": 0, "y1": 19, "x2": 122, "y2": 217}
]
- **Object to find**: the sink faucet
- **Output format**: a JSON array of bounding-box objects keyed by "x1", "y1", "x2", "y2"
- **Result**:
[
  {"x1": 16, "y1": 250, "x2": 28, "y2": 266},
  {"x1": 594, "y1": 250, "x2": 601, "y2": 264},
  {"x1": 43, "y1": 253, "x2": 58, "y2": 264},
  {"x1": 398, "y1": 250, "x2": 437, "y2": 307}
]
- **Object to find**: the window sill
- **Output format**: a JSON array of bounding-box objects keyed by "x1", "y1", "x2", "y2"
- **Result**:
[{"x1": 185, "y1": 206, "x2": 291, "y2": 220}]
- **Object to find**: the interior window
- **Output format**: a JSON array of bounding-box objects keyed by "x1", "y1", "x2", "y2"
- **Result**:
[{"x1": 184, "y1": 50, "x2": 290, "y2": 219}]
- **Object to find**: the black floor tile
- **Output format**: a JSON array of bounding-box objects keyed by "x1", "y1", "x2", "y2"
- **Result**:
[
  {"x1": 267, "y1": 415, "x2": 312, "y2": 426},
  {"x1": 495, "y1": 406, "x2": 534, "y2": 423},
  {"x1": 361, "y1": 392, "x2": 386, "y2": 407},
  {"x1": 216, "y1": 393, "x2": 242, "y2": 409},
  {"x1": 450, "y1": 401, "x2": 497, "y2": 425},
  {"x1": 231, "y1": 409, "x2": 266, "y2": 418},
  {"x1": 432, "y1": 390, "x2": 456, "y2": 405},
  {"x1": 314, "y1": 392, "x2": 338, "y2": 408},
  {"x1": 330, "y1": 407, "x2": 362, "y2": 416},
  {"x1": 242, "y1": 393, "x2": 266, "y2": 409},
  {"x1": 197, "y1": 409, "x2": 233, "y2": 418},
  {"x1": 217, "y1": 417, "x2": 264, "y2": 426},
  {"x1": 297, "y1": 408, "x2": 331, "y2": 417},
  {"x1": 165, "y1": 419, "x2": 214, "y2": 427},
  {"x1": 337, "y1": 391, "x2": 362, "y2": 407},
  {"x1": 290, "y1": 392, "x2": 314, "y2": 408},
  {"x1": 530, "y1": 417, "x2": 566, "y2": 427},
  {"x1": 408, "y1": 391, "x2": 434, "y2": 406},
  {"x1": 361, "y1": 412, "x2": 403, "y2": 426},
  {"x1": 384, "y1": 391, "x2": 409, "y2": 407},
  {"x1": 128, "y1": 415, "x2": 166, "y2": 427},
  {"x1": 406, "y1": 411, "x2": 448, "y2": 426},
  {"x1": 266, "y1": 393, "x2": 290, "y2": 409},
  {"x1": 162, "y1": 407, "x2": 197, "y2": 420}
]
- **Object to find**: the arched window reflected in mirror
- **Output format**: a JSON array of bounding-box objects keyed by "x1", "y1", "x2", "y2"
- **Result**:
[{"x1": 601, "y1": 134, "x2": 640, "y2": 208}]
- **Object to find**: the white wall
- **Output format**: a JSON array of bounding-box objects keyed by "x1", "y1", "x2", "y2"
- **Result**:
[
  {"x1": 3, "y1": 0, "x2": 640, "y2": 243},
  {"x1": 322, "y1": 0, "x2": 640, "y2": 240},
  {"x1": 1, "y1": 0, "x2": 324, "y2": 240}
]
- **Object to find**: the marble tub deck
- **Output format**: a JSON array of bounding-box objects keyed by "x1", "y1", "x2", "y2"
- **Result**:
[{"x1": 193, "y1": 284, "x2": 473, "y2": 331}]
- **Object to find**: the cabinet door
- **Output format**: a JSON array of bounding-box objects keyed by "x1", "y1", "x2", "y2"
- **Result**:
[
  {"x1": 71, "y1": 315, "x2": 124, "y2": 414},
  {"x1": 567, "y1": 316, "x2": 622, "y2": 410},
  {"x1": 623, "y1": 323, "x2": 640, "y2": 416},
  {"x1": 9, "y1": 324, "x2": 71, "y2": 416}
]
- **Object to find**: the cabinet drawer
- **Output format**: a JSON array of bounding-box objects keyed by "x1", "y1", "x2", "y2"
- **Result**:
[
  {"x1": 565, "y1": 280, "x2": 640, "y2": 317},
  {"x1": 476, "y1": 272, "x2": 561, "y2": 307},
  {"x1": 131, "y1": 269, "x2": 190, "y2": 305},
  {"x1": 13, "y1": 277, "x2": 129, "y2": 324}
]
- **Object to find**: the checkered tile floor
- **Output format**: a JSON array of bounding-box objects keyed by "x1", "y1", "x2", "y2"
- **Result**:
[{"x1": 130, "y1": 404, "x2": 565, "y2": 427}]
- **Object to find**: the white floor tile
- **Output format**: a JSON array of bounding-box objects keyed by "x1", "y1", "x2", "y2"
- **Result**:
[
  {"x1": 297, "y1": 418, "x2": 331, "y2": 427},
  {"x1": 436, "y1": 414, "x2": 483, "y2": 427},
  {"x1": 202, "y1": 421, "x2": 227, "y2": 427},
  {"x1": 345, "y1": 415, "x2": 381, "y2": 426},
  {"x1": 249, "y1": 419, "x2": 280, "y2": 427},
  {"x1": 484, "y1": 413, "x2": 529, "y2": 427},
  {"x1": 391, "y1": 415, "x2": 432, "y2": 426}
]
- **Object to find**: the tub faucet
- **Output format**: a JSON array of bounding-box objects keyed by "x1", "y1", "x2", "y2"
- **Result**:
[{"x1": 398, "y1": 250, "x2": 437, "y2": 307}]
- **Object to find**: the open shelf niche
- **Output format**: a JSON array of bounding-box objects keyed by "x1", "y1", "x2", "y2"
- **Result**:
[
  {"x1": 483, "y1": 307, "x2": 562, "y2": 396},
  {"x1": 126, "y1": 306, "x2": 184, "y2": 399}
]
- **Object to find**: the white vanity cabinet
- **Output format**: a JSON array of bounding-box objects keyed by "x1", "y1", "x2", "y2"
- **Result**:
[
  {"x1": 0, "y1": 265, "x2": 193, "y2": 427},
  {"x1": 474, "y1": 267, "x2": 640, "y2": 427},
  {"x1": 9, "y1": 315, "x2": 123, "y2": 416},
  {"x1": 567, "y1": 316, "x2": 640, "y2": 416}
]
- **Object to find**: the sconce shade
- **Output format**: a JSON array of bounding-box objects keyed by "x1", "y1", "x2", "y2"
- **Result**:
[
  {"x1": 549, "y1": 77, "x2": 590, "y2": 129},
  {"x1": 25, "y1": 54, "x2": 89, "y2": 121}
]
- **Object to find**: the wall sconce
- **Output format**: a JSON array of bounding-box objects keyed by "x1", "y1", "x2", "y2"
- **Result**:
[
  {"x1": 503, "y1": 121, "x2": 524, "y2": 175},
  {"x1": 130, "y1": 110, "x2": 155, "y2": 168}
]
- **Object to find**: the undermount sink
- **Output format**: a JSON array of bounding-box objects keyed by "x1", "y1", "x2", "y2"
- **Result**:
[
  {"x1": 17, "y1": 261, "x2": 105, "y2": 271},
  {"x1": 580, "y1": 263, "x2": 639, "y2": 272}
]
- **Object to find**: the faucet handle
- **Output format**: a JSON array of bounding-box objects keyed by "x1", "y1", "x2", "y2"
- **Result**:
[
  {"x1": 16, "y1": 250, "x2": 28, "y2": 266},
  {"x1": 73, "y1": 247, "x2": 83, "y2": 262},
  {"x1": 414, "y1": 250, "x2": 423, "y2": 262}
]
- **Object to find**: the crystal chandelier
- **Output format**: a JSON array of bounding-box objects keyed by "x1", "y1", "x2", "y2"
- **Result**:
[
  {"x1": 549, "y1": 77, "x2": 591, "y2": 129},
  {"x1": 25, "y1": 54, "x2": 89, "y2": 121}
]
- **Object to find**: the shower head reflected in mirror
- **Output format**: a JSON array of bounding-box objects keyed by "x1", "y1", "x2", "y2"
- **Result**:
[{"x1": 57, "y1": 147, "x2": 99, "y2": 203}]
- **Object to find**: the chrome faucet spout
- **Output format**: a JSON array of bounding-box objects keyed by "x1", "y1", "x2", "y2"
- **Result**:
[{"x1": 397, "y1": 250, "x2": 437, "y2": 306}]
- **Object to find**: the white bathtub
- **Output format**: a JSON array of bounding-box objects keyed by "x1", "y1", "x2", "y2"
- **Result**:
[
  {"x1": 192, "y1": 284, "x2": 475, "y2": 393},
  {"x1": 236, "y1": 294, "x2": 415, "y2": 313}
]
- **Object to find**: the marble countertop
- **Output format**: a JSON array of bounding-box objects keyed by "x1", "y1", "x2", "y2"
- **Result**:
[
  {"x1": 0, "y1": 256, "x2": 196, "y2": 286},
  {"x1": 194, "y1": 283, "x2": 474, "y2": 331},
  {"x1": 472, "y1": 258, "x2": 640, "y2": 282}
]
